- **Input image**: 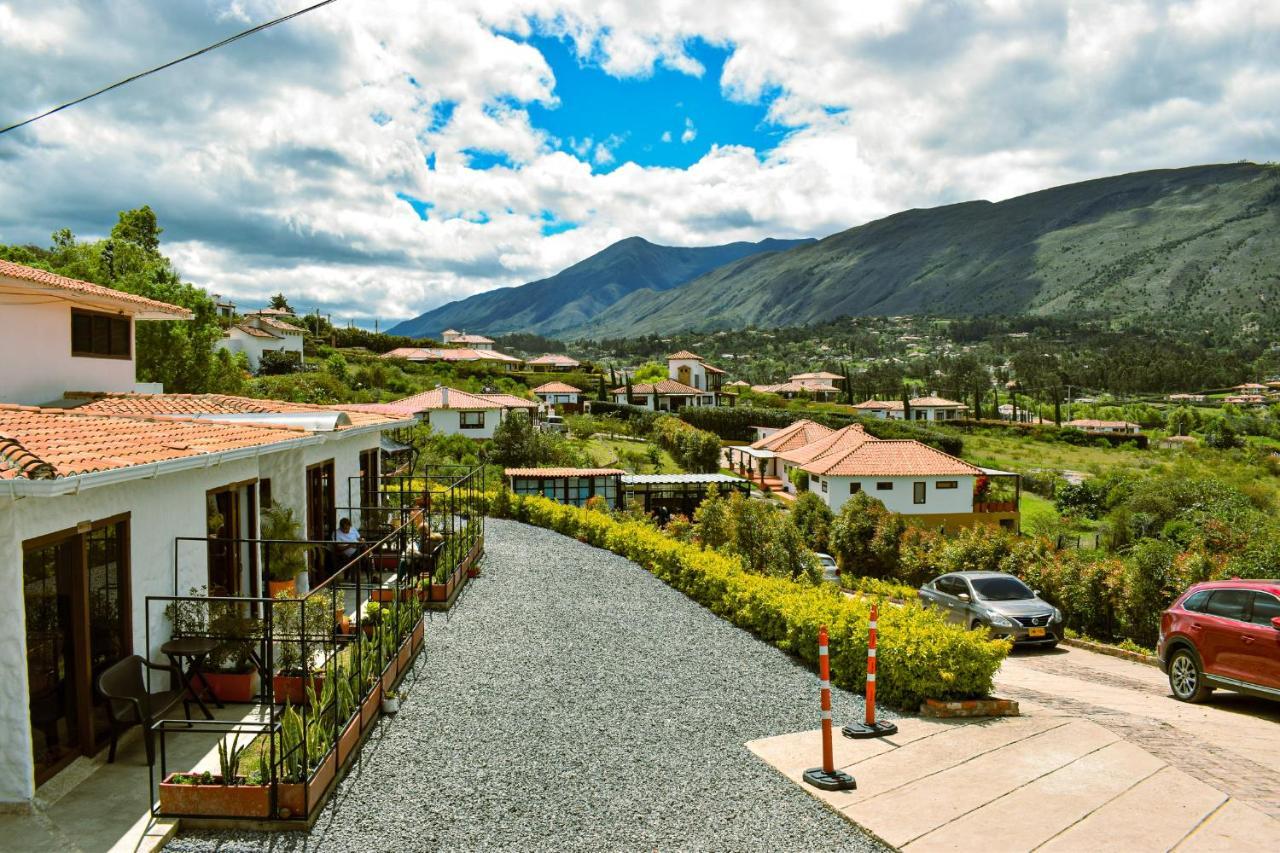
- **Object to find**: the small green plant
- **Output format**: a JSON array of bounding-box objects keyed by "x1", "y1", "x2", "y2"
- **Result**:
[
  {"x1": 261, "y1": 504, "x2": 309, "y2": 582},
  {"x1": 217, "y1": 733, "x2": 248, "y2": 786}
]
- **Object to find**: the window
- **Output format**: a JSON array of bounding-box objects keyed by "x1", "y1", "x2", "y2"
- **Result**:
[
  {"x1": 876, "y1": 482, "x2": 893, "y2": 491},
  {"x1": 820, "y1": 479, "x2": 828, "y2": 493},
  {"x1": 1181, "y1": 590, "x2": 1211, "y2": 613},
  {"x1": 359, "y1": 449, "x2": 379, "y2": 510},
  {"x1": 71, "y1": 309, "x2": 130, "y2": 358},
  {"x1": 913, "y1": 482, "x2": 926, "y2": 504},
  {"x1": 259, "y1": 478, "x2": 273, "y2": 509},
  {"x1": 1250, "y1": 592, "x2": 1280, "y2": 625},
  {"x1": 1204, "y1": 589, "x2": 1252, "y2": 622},
  {"x1": 850, "y1": 482, "x2": 862, "y2": 494},
  {"x1": 459, "y1": 411, "x2": 485, "y2": 429},
  {"x1": 936, "y1": 576, "x2": 967, "y2": 597},
  {"x1": 935, "y1": 480, "x2": 958, "y2": 490}
]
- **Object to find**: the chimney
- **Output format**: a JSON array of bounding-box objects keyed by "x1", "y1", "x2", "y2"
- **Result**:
[{"x1": 440, "y1": 385, "x2": 450, "y2": 408}]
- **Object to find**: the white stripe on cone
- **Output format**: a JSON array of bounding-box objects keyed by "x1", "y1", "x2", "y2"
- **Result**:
[
  {"x1": 867, "y1": 674, "x2": 876, "y2": 682},
  {"x1": 818, "y1": 645, "x2": 828, "y2": 656},
  {"x1": 868, "y1": 648, "x2": 876, "y2": 658}
]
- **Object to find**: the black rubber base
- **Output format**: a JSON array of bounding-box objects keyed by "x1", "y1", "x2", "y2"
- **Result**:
[
  {"x1": 803, "y1": 767, "x2": 858, "y2": 791},
  {"x1": 843, "y1": 720, "x2": 899, "y2": 739}
]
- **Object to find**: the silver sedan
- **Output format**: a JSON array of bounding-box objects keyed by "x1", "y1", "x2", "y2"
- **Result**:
[{"x1": 918, "y1": 571, "x2": 1063, "y2": 647}]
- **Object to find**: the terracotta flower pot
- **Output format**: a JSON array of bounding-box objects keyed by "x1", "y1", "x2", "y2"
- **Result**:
[
  {"x1": 337, "y1": 713, "x2": 361, "y2": 766},
  {"x1": 272, "y1": 671, "x2": 325, "y2": 706},
  {"x1": 201, "y1": 670, "x2": 261, "y2": 704},
  {"x1": 267, "y1": 578, "x2": 297, "y2": 598},
  {"x1": 277, "y1": 749, "x2": 336, "y2": 819},
  {"x1": 361, "y1": 681, "x2": 382, "y2": 727},
  {"x1": 380, "y1": 659, "x2": 397, "y2": 693},
  {"x1": 158, "y1": 774, "x2": 271, "y2": 818}
]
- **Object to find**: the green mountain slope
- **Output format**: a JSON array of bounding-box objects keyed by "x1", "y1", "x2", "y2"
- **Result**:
[
  {"x1": 387, "y1": 236, "x2": 811, "y2": 339},
  {"x1": 581, "y1": 163, "x2": 1280, "y2": 338}
]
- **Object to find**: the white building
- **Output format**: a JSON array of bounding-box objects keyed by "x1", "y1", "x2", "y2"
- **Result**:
[
  {"x1": 531, "y1": 382, "x2": 583, "y2": 414},
  {"x1": 215, "y1": 312, "x2": 306, "y2": 371},
  {"x1": 1065, "y1": 419, "x2": 1141, "y2": 434},
  {"x1": 852, "y1": 396, "x2": 969, "y2": 421},
  {"x1": 526, "y1": 354, "x2": 581, "y2": 372},
  {"x1": 350, "y1": 386, "x2": 538, "y2": 439},
  {"x1": 0, "y1": 261, "x2": 410, "y2": 804},
  {"x1": 665, "y1": 350, "x2": 724, "y2": 397},
  {"x1": 611, "y1": 379, "x2": 715, "y2": 411},
  {"x1": 440, "y1": 329, "x2": 495, "y2": 350}
]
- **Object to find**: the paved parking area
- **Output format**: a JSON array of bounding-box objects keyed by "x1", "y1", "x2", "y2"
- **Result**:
[{"x1": 996, "y1": 645, "x2": 1280, "y2": 820}]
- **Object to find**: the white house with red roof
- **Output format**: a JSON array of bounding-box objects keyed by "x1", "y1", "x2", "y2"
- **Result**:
[
  {"x1": 347, "y1": 386, "x2": 537, "y2": 439},
  {"x1": 440, "y1": 329, "x2": 495, "y2": 350},
  {"x1": 381, "y1": 346, "x2": 523, "y2": 369},
  {"x1": 1065, "y1": 418, "x2": 1142, "y2": 434},
  {"x1": 0, "y1": 261, "x2": 412, "y2": 803},
  {"x1": 665, "y1": 350, "x2": 724, "y2": 398},
  {"x1": 531, "y1": 381, "x2": 583, "y2": 414},
  {"x1": 215, "y1": 311, "x2": 306, "y2": 371},
  {"x1": 526, "y1": 353, "x2": 581, "y2": 372},
  {"x1": 852, "y1": 396, "x2": 969, "y2": 421}
]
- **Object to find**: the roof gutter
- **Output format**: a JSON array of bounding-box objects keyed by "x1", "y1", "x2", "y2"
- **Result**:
[{"x1": 1, "y1": 432, "x2": 324, "y2": 498}]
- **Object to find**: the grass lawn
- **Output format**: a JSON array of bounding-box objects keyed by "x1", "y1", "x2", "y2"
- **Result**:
[
  {"x1": 955, "y1": 429, "x2": 1159, "y2": 476},
  {"x1": 579, "y1": 436, "x2": 682, "y2": 474}
]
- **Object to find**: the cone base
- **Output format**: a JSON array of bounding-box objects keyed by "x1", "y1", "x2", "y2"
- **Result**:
[
  {"x1": 802, "y1": 767, "x2": 858, "y2": 791},
  {"x1": 843, "y1": 720, "x2": 899, "y2": 739}
]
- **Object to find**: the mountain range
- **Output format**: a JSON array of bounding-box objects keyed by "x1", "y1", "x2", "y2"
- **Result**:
[
  {"x1": 392, "y1": 162, "x2": 1280, "y2": 340},
  {"x1": 387, "y1": 236, "x2": 812, "y2": 339}
]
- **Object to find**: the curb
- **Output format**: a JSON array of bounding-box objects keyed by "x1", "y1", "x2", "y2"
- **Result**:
[{"x1": 1061, "y1": 636, "x2": 1159, "y2": 667}]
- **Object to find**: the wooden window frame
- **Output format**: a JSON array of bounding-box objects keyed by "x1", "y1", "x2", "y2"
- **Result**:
[
  {"x1": 913, "y1": 482, "x2": 927, "y2": 504},
  {"x1": 459, "y1": 411, "x2": 486, "y2": 430},
  {"x1": 935, "y1": 480, "x2": 959, "y2": 490},
  {"x1": 70, "y1": 308, "x2": 132, "y2": 360}
]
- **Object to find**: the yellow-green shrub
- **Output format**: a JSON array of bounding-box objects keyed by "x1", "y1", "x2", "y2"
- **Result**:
[{"x1": 509, "y1": 494, "x2": 1007, "y2": 709}]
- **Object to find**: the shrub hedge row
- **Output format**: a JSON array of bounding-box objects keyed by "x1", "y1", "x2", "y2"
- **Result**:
[
  {"x1": 651, "y1": 415, "x2": 723, "y2": 473},
  {"x1": 491, "y1": 493, "x2": 1008, "y2": 709}
]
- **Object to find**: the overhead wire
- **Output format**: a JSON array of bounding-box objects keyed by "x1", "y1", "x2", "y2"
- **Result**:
[{"x1": 0, "y1": 0, "x2": 339, "y2": 137}]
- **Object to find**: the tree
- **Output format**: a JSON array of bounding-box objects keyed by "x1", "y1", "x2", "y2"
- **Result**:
[
  {"x1": 1165, "y1": 406, "x2": 1198, "y2": 436},
  {"x1": 269, "y1": 293, "x2": 293, "y2": 312},
  {"x1": 111, "y1": 205, "x2": 162, "y2": 254},
  {"x1": 597, "y1": 374, "x2": 608, "y2": 401},
  {"x1": 490, "y1": 411, "x2": 548, "y2": 467},
  {"x1": 632, "y1": 361, "x2": 667, "y2": 383},
  {"x1": 791, "y1": 491, "x2": 834, "y2": 552},
  {"x1": 829, "y1": 493, "x2": 897, "y2": 577}
]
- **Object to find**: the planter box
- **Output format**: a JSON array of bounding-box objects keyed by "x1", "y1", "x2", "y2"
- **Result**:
[
  {"x1": 201, "y1": 670, "x2": 261, "y2": 704},
  {"x1": 380, "y1": 658, "x2": 398, "y2": 693},
  {"x1": 158, "y1": 774, "x2": 271, "y2": 818},
  {"x1": 337, "y1": 713, "x2": 361, "y2": 766},
  {"x1": 360, "y1": 681, "x2": 382, "y2": 728},
  {"x1": 369, "y1": 587, "x2": 411, "y2": 603},
  {"x1": 273, "y1": 672, "x2": 325, "y2": 706},
  {"x1": 397, "y1": 639, "x2": 412, "y2": 674},
  {"x1": 411, "y1": 618, "x2": 424, "y2": 653},
  {"x1": 921, "y1": 697, "x2": 1019, "y2": 718},
  {"x1": 372, "y1": 553, "x2": 401, "y2": 570},
  {"x1": 277, "y1": 749, "x2": 336, "y2": 819}
]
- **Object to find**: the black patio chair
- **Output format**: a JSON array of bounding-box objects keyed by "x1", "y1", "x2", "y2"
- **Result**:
[{"x1": 96, "y1": 655, "x2": 191, "y2": 765}]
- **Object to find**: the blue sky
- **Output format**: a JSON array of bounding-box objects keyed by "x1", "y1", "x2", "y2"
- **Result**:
[{"x1": 521, "y1": 35, "x2": 785, "y2": 171}]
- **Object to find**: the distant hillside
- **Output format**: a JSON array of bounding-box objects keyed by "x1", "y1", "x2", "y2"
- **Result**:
[
  {"x1": 581, "y1": 163, "x2": 1280, "y2": 338},
  {"x1": 388, "y1": 236, "x2": 812, "y2": 339}
]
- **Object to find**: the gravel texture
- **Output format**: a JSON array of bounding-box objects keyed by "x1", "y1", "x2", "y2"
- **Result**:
[{"x1": 169, "y1": 519, "x2": 889, "y2": 852}]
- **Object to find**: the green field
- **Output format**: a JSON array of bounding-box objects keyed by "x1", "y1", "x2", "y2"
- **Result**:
[{"x1": 579, "y1": 436, "x2": 682, "y2": 474}]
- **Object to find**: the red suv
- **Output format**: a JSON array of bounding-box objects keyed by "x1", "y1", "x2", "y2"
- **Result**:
[{"x1": 1158, "y1": 579, "x2": 1280, "y2": 703}]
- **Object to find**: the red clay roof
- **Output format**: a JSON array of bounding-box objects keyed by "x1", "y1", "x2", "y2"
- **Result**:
[
  {"x1": 0, "y1": 259, "x2": 191, "y2": 318},
  {"x1": 381, "y1": 347, "x2": 522, "y2": 363},
  {"x1": 613, "y1": 380, "x2": 705, "y2": 395},
  {"x1": 532, "y1": 382, "x2": 582, "y2": 394},
  {"x1": 750, "y1": 419, "x2": 835, "y2": 453},
  {"x1": 229, "y1": 323, "x2": 279, "y2": 339},
  {"x1": 527, "y1": 354, "x2": 581, "y2": 366},
  {"x1": 0, "y1": 404, "x2": 308, "y2": 480},
  {"x1": 505, "y1": 467, "x2": 624, "y2": 477},
  {"x1": 1066, "y1": 419, "x2": 1140, "y2": 429},
  {"x1": 447, "y1": 333, "x2": 495, "y2": 344},
  {"x1": 666, "y1": 350, "x2": 703, "y2": 360},
  {"x1": 64, "y1": 393, "x2": 401, "y2": 429},
  {"x1": 777, "y1": 424, "x2": 872, "y2": 465},
  {"x1": 790, "y1": 371, "x2": 844, "y2": 381},
  {"x1": 853, "y1": 399, "x2": 899, "y2": 410},
  {"x1": 254, "y1": 316, "x2": 304, "y2": 333},
  {"x1": 345, "y1": 387, "x2": 536, "y2": 416},
  {"x1": 804, "y1": 439, "x2": 981, "y2": 477}
]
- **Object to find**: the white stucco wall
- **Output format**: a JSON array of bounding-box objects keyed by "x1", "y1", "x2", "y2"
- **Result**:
[
  {"x1": 0, "y1": 301, "x2": 137, "y2": 405},
  {"x1": 215, "y1": 328, "x2": 303, "y2": 371},
  {"x1": 814, "y1": 474, "x2": 976, "y2": 515},
  {"x1": 427, "y1": 408, "x2": 502, "y2": 439},
  {"x1": 668, "y1": 358, "x2": 708, "y2": 390}
]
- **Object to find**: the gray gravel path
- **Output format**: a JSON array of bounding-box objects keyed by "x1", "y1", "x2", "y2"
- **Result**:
[{"x1": 169, "y1": 519, "x2": 889, "y2": 852}]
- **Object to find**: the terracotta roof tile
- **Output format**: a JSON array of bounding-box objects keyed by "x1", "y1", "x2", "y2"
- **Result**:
[
  {"x1": 0, "y1": 404, "x2": 308, "y2": 480},
  {"x1": 777, "y1": 424, "x2": 871, "y2": 465},
  {"x1": 381, "y1": 347, "x2": 522, "y2": 363},
  {"x1": 527, "y1": 354, "x2": 581, "y2": 366},
  {"x1": 230, "y1": 323, "x2": 279, "y2": 339},
  {"x1": 750, "y1": 419, "x2": 835, "y2": 453},
  {"x1": 532, "y1": 382, "x2": 582, "y2": 394},
  {"x1": 343, "y1": 387, "x2": 535, "y2": 416},
  {"x1": 666, "y1": 350, "x2": 703, "y2": 360},
  {"x1": 505, "y1": 467, "x2": 624, "y2": 477},
  {"x1": 613, "y1": 379, "x2": 705, "y2": 395},
  {"x1": 0, "y1": 259, "x2": 191, "y2": 317},
  {"x1": 790, "y1": 371, "x2": 844, "y2": 381},
  {"x1": 804, "y1": 439, "x2": 981, "y2": 477},
  {"x1": 64, "y1": 393, "x2": 401, "y2": 429}
]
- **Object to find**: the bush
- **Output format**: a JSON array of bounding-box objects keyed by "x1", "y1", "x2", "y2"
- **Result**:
[
  {"x1": 791, "y1": 492, "x2": 833, "y2": 552},
  {"x1": 510, "y1": 495, "x2": 1008, "y2": 708},
  {"x1": 651, "y1": 415, "x2": 722, "y2": 473}
]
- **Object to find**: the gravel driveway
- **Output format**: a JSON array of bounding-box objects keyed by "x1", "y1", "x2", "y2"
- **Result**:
[{"x1": 169, "y1": 519, "x2": 887, "y2": 852}]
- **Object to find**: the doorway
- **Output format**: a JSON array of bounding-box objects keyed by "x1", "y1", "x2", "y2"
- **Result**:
[
  {"x1": 206, "y1": 482, "x2": 258, "y2": 597},
  {"x1": 306, "y1": 460, "x2": 336, "y2": 577},
  {"x1": 23, "y1": 517, "x2": 131, "y2": 785}
]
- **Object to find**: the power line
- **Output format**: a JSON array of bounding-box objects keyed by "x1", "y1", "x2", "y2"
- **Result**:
[{"x1": 0, "y1": 0, "x2": 339, "y2": 137}]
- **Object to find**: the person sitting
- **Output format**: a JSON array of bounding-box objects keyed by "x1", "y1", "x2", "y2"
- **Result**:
[{"x1": 334, "y1": 517, "x2": 365, "y2": 579}]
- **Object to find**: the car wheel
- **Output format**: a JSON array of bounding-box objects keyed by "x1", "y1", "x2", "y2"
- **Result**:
[{"x1": 1168, "y1": 648, "x2": 1212, "y2": 703}]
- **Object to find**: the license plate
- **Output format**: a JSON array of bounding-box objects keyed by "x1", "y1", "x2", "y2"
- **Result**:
[{"x1": 1028, "y1": 627, "x2": 1046, "y2": 638}]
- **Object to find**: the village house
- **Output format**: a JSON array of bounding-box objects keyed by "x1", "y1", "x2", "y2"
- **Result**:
[
  {"x1": 726, "y1": 419, "x2": 834, "y2": 488},
  {"x1": 349, "y1": 386, "x2": 538, "y2": 438},
  {"x1": 852, "y1": 396, "x2": 969, "y2": 421},
  {"x1": 531, "y1": 381, "x2": 583, "y2": 414},
  {"x1": 215, "y1": 309, "x2": 306, "y2": 371},
  {"x1": 440, "y1": 329, "x2": 495, "y2": 350},
  {"x1": 0, "y1": 261, "x2": 411, "y2": 803},
  {"x1": 381, "y1": 346, "x2": 524, "y2": 370},
  {"x1": 1065, "y1": 418, "x2": 1141, "y2": 434},
  {"x1": 611, "y1": 351, "x2": 725, "y2": 411},
  {"x1": 526, "y1": 353, "x2": 581, "y2": 372},
  {"x1": 751, "y1": 381, "x2": 839, "y2": 402}
]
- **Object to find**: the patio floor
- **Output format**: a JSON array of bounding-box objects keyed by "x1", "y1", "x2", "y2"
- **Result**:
[{"x1": 0, "y1": 703, "x2": 270, "y2": 853}]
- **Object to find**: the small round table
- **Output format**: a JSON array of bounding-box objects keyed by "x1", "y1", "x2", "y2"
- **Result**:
[{"x1": 161, "y1": 637, "x2": 222, "y2": 719}]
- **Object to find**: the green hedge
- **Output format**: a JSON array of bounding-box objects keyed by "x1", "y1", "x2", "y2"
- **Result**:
[
  {"x1": 652, "y1": 415, "x2": 722, "y2": 473},
  {"x1": 677, "y1": 405, "x2": 964, "y2": 455},
  {"x1": 493, "y1": 493, "x2": 1007, "y2": 709}
]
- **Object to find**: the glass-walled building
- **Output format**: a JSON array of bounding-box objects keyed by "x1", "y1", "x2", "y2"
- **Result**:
[{"x1": 505, "y1": 468, "x2": 625, "y2": 508}]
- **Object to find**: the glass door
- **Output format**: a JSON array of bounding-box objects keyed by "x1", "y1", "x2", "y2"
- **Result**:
[
  {"x1": 206, "y1": 488, "x2": 242, "y2": 596},
  {"x1": 306, "y1": 460, "x2": 336, "y2": 577},
  {"x1": 23, "y1": 518, "x2": 131, "y2": 785}
]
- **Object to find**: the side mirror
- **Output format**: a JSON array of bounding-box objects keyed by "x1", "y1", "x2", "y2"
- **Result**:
[
  {"x1": 958, "y1": 593, "x2": 971, "y2": 602},
  {"x1": 1272, "y1": 616, "x2": 1280, "y2": 632},
  {"x1": 1033, "y1": 589, "x2": 1042, "y2": 596}
]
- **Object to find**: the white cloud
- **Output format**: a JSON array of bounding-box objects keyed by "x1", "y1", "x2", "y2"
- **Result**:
[{"x1": 0, "y1": 0, "x2": 1277, "y2": 325}]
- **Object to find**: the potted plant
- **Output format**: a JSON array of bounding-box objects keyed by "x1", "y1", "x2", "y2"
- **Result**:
[
  {"x1": 159, "y1": 734, "x2": 271, "y2": 818},
  {"x1": 381, "y1": 690, "x2": 400, "y2": 715},
  {"x1": 201, "y1": 602, "x2": 262, "y2": 703},
  {"x1": 360, "y1": 600, "x2": 384, "y2": 638},
  {"x1": 272, "y1": 593, "x2": 331, "y2": 705},
  {"x1": 262, "y1": 503, "x2": 309, "y2": 598}
]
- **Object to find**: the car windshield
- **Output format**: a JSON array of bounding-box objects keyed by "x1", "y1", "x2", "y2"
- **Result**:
[{"x1": 970, "y1": 577, "x2": 1035, "y2": 601}]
